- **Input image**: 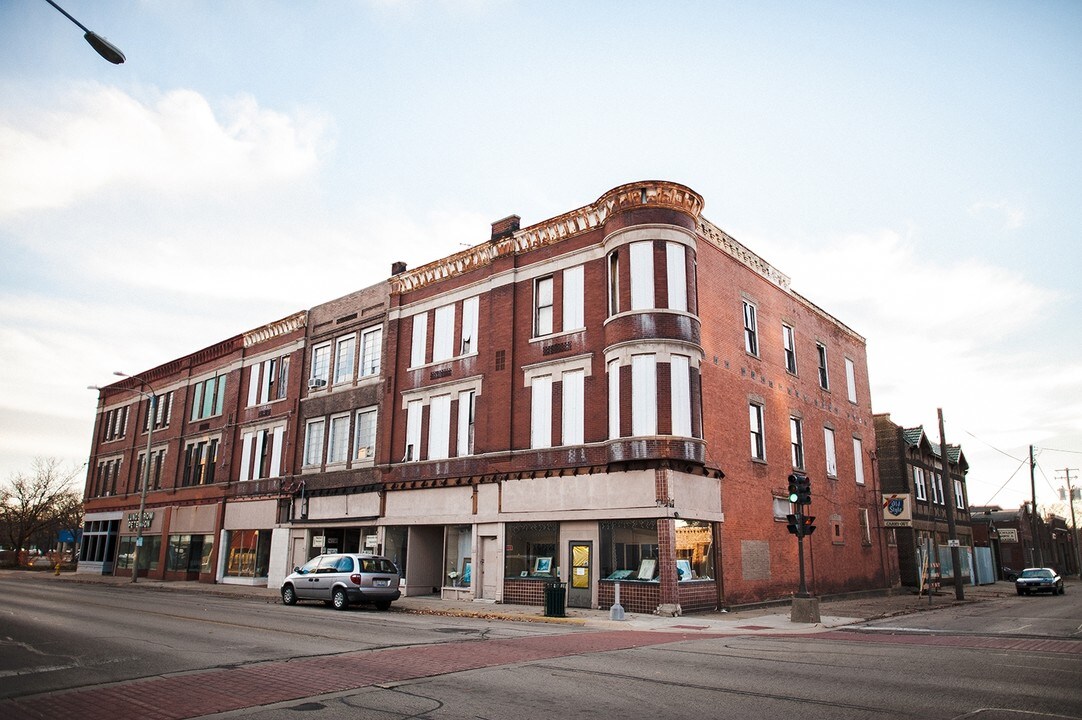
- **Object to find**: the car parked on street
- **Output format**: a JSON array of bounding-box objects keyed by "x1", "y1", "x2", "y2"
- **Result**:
[
  {"x1": 1014, "y1": 567, "x2": 1064, "y2": 595},
  {"x1": 281, "y1": 553, "x2": 401, "y2": 610}
]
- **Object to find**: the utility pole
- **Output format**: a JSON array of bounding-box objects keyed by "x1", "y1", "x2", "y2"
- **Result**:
[
  {"x1": 1030, "y1": 446, "x2": 1043, "y2": 567},
  {"x1": 1056, "y1": 468, "x2": 1081, "y2": 579},
  {"x1": 938, "y1": 409, "x2": 964, "y2": 601}
]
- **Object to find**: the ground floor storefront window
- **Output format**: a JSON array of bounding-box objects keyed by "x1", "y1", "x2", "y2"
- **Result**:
[
  {"x1": 384, "y1": 526, "x2": 407, "y2": 577},
  {"x1": 224, "y1": 529, "x2": 271, "y2": 579},
  {"x1": 600, "y1": 519, "x2": 659, "y2": 580},
  {"x1": 504, "y1": 522, "x2": 558, "y2": 579},
  {"x1": 80, "y1": 519, "x2": 118, "y2": 564},
  {"x1": 445, "y1": 525, "x2": 471, "y2": 587},
  {"x1": 167, "y1": 534, "x2": 215, "y2": 573},
  {"x1": 675, "y1": 519, "x2": 714, "y2": 580},
  {"x1": 116, "y1": 535, "x2": 162, "y2": 572}
]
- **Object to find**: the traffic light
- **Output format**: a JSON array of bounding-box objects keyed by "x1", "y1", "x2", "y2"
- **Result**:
[
  {"x1": 786, "y1": 513, "x2": 799, "y2": 534},
  {"x1": 801, "y1": 515, "x2": 816, "y2": 536},
  {"x1": 787, "y1": 475, "x2": 801, "y2": 504},
  {"x1": 788, "y1": 473, "x2": 812, "y2": 505}
]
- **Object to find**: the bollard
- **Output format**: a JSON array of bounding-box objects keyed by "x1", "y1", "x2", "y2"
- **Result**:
[{"x1": 610, "y1": 581, "x2": 626, "y2": 621}]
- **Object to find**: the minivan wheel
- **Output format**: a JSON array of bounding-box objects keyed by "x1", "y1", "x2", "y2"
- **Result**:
[
  {"x1": 282, "y1": 585, "x2": 297, "y2": 606},
  {"x1": 374, "y1": 600, "x2": 391, "y2": 611},
  {"x1": 332, "y1": 588, "x2": 349, "y2": 610}
]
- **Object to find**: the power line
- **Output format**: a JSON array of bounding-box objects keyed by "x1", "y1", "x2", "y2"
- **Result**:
[
  {"x1": 963, "y1": 429, "x2": 1024, "y2": 462},
  {"x1": 982, "y1": 455, "x2": 1031, "y2": 506}
]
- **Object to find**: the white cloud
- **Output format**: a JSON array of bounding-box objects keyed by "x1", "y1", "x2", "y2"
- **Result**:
[
  {"x1": 968, "y1": 200, "x2": 1026, "y2": 230},
  {"x1": 0, "y1": 84, "x2": 328, "y2": 218}
]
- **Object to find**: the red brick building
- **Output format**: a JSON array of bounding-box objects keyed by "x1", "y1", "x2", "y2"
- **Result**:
[
  {"x1": 289, "y1": 180, "x2": 889, "y2": 610},
  {"x1": 81, "y1": 312, "x2": 307, "y2": 584},
  {"x1": 83, "y1": 181, "x2": 891, "y2": 611}
]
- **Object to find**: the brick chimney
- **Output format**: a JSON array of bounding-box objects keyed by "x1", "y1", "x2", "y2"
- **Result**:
[
  {"x1": 490, "y1": 215, "x2": 520, "y2": 241},
  {"x1": 391, "y1": 261, "x2": 407, "y2": 274}
]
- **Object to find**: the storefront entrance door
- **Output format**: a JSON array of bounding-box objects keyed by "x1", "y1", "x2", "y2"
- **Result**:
[{"x1": 567, "y1": 541, "x2": 592, "y2": 608}]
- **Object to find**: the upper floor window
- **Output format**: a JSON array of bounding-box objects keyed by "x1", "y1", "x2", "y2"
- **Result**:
[
  {"x1": 562, "y1": 369, "x2": 585, "y2": 446},
  {"x1": 933, "y1": 472, "x2": 945, "y2": 505},
  {"x1": 333, "y1": 335, "x2": 356, "y2": 385},
  {"x1": 608, "y1": 359, "x2": 620, "y2": 440},
  {"x1": 303, "y1": 419, "x2": 325, "y2": 467},
  {"x1": 789, "y1": 416, "x2": 805, "y2": 470},
  {"x1": 460, "y1": 297, "x2": 479, "y2": 356},
  {"x1": 782, "y1": 324, "x2": 797, "y2": 374},
  {"x1": 355, "y1": 408, "x2": 377, "y2": 461},
  {"x1": 191, "y1": 376, "x2": 226, "y2": 421},
  {"x1": 816, "y1": 343, "x2": 829, "y2": 390},
  {"x1": 410, "y1": 312, "x2": 428, "y2": 367},
  {"x1": 631, "y1": 354, "x2": 657, "y2": 436},
  {"x1": 360, "y1": 326, "x2": 382, "y2": 377},
  {"x1": 630, "y1": 241, "x2": 654, "y2": 310},
  {"x1": 143, "y1": 391, "x2": 174, "y2": 432},
  {"x1": 182, "y1": 438, "x2": 218, "y2": 486},
  {"x1": 433, "y1": 304, "x2": 456, "y2": 362},
  {"x1": 456, "y1": 390, "x2": 475, "y2": 456},
  {"x1": 563, "y1": 266, "x2": 584, "y2": 331},
  {"x1": 248, "y1": 357, "x2": 289, "y2": 406},
  {"x1": 670, "y1": 355, "x2": 692, "y2": 437},
  {"x1": 404, "y1": 400, "x2": 422, "y2": 461},
  {"x1": 853, "y1": 437, "x2": 865, "y2": 485},
  {"x1": 327, "y1": 414, "x2": 351, "y2": 464},
  {"x1": 310, "y1": 344, "x2": 330, "y2": 388},
  {"x1": 913, "y1": 466, "x2": 927, "y2": 501},
  {"x1": 101, "y1": 406, "x2": 129, "y2": 442},
  {"x1": 608, "y1": 250, "x2": 620, "y2": 315},
  {"x1": 845, "y1": 357, "x2": 857, "y2": 403},
  {"x1": 136, "y1": 447, "x2": 166, "y2": 491},
  {"x1": 93, "y1": 457, "x2": 122, "y2": 497},
  {"x1": 954, "y1": 479, "x2": 965, "y2": 509},
  {"x1": 666, "y1": 242, "x2": 687, "y2": 312},
  {"x1": 749, "y1": 403, "x2": 765, "y2": 460},
  {"x1": 530, "y1": 375, "x2": 553, "y2": 449},
  {"x1": 824, "y1": 427, "x2": 837, "y2": 477},
  {"x1": 535, "y1": 277, "x2": 554, "y2": 337},
  {"x1": 427, "y1": 394, "x2": 452, "y2": 460},
  {"x1": 239, "y1": 426, "x2": 284, "y2": 480},
  {"x1": 743, "y1": 301, "x2": 759, "y2": 356}
]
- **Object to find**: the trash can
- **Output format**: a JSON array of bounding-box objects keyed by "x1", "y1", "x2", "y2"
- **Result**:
[{"x1": 544, "y1": 581, "x2": 566, "y2": 617}]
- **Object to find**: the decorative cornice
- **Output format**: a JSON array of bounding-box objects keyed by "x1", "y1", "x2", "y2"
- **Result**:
[
  {"x1": 243, "y1": 311, "x2": 307, "y2": 348},
  {"x1": 697, "y1": 218, "x2": 791, "y2": 291},
  {"x1": 391, "y1": 181, "x2": 704, "y2": 295}
]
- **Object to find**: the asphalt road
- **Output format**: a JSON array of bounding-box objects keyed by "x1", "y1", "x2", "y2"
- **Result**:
[{"x1": 1, "y1": 575, "x2": 1080, "y2": 720}]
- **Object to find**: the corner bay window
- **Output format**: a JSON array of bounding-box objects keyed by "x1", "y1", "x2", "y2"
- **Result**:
[{"x1": 505, "y1": 522, "x2": 558, "y2": 579}]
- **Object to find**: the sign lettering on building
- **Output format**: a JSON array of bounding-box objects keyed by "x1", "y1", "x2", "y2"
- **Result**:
[
  {"x1": 881, "y1": 494, "x2": 912, "y2": 527},
  {"x1": 126, "y1": 511, "x2": 153, "y2": 530}
]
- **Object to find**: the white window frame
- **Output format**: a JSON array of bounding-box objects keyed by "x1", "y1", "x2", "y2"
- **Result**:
[
  {"x1": 432, "y1": 304, "x2": 455, "y2": 362},
  {"x1": 460, "y1": 297, "x2": 479, "y2": 356},
  {"x1": 816, "y1": 343, "x2": 829, "y2": 390},
  {"x1": 311, "y1": 343, "x2": 331, "y2": 386},
  {"x1": 749, "y1": 403, "x2": 765, "y2": 460},
  {"x1": 404, "y1": 399, "x2": 422, "y2": 461},
  {"x1": 790, "y1": 416, "x2": 804, "y2": 470},
  {"x1": 666, "y1": 242, "x2": 687, "y2": 312},
  {"x1": 457, "y1": 390, "x2": 475, "y2": 456},
  {"x1": 410, "y1": 312, "x2": 428, "y2": 368},
  {"x1": 670, "y1": 355, "x2": 692, "y2": 437},
  {"x1": 333, "y1": 334, "x2": 356, "y2": 385},
  {"x1": 562, "y1": 266, "x2": 584, "y2": 331},
  {"x1": 608, "y1": 359, "x2": 621, "y2": 440},
  {"x1": 743, "y1": 300, "x2": 759, "y2": 356},
  {"x1": 914, "y1": 466, "x2": 927, "y2": 501},
  {"x1": 354, "y1": 407, "x2": 377, "y2": 462},
  {"x1": 561, "y1": 369, "x2": 585, "y2": 446},
  {"x1": 954, "y1": 479, "x2": 964, "y2": 509},
  {"x1": 824, "y1": 427, "x2": 837, "y2": 478},
  {"x1": 630, "y1": 241, "x2": 654, "y2": 311},
  {"x1": 427, "y1": 394, "x2": 452, "y2": 460},
  {"x1": 327, "y1": 413, "x2": 351, "y2": 465},
  {"x1": 303, "y1": 419, "x2": 325, "y2": 467},
  {"x1": 531, "y1": 375, "x2": 553, "y2": 449},
  {"x1": 535, "y1": 277, "x2": 554, "y2": 337},
  {"x1": 360, "y1": 326, "x2": 382, "y2": 377},
  {"x1": 631, "y1": 354, "x2": 657, "y2": 436},
  {"x1": 845, "y1": 357, "x2": 857, "y2": 403},
  {"x1": 853, "y1": 437, "x2": 865, "y2": 485},
  {"x1": 782, "y1": 324, "x2": 797, "y2": 374}
]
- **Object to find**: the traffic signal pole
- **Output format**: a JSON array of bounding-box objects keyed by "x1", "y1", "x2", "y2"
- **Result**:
[{"x1": 787, "y1": 473, "x2": 820, "y2": 622}]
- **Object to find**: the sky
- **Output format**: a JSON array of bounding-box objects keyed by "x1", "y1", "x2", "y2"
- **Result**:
[{"x1": 1, "y1": 0, "x2": 1080, "y2": 514}]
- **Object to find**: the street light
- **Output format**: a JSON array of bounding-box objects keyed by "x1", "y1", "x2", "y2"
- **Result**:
[
  {"x1": 44, "y1": 0, "x2": 126, "y2": 64},
  {"x1": 89, "y1": 371, "x2": 157, "y2": 583}
]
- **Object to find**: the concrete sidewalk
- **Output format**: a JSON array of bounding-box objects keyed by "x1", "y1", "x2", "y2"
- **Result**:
[{"x1": 8, "y1": 568, "x2": 1026, "y2": 636}]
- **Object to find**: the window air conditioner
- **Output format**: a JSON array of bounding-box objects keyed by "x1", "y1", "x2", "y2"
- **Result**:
[{"x1": 307, "y1": 377, "x2": 327, "y2": 389}]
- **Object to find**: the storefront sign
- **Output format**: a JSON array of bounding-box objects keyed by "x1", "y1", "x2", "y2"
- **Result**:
[
  {"x1": 999, "y1": 528, "x2": 1019, "y2": 543},
  {"x1": 312, "y1": 535, "x2": 325, "y2": 548},
  {"x1": 365, "y1": 535, "x2": 378, "y2": 549},
  {"x1": 881, "y1": 494, "x2": 912, "y2": 527},
  {"x1": 126, "y1": 511, "x2": 153, "y2": 530}
]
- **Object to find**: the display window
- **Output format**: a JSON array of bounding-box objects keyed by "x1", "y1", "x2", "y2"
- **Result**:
[
  {"x1": 445, "y1": 525, "x2": 472, "y2": 586},
  {"x1": 600, "y1": 520, "x2": 659, "y2": 580},
  {"x1": 224, "y1": 529, "x2": 271, "y2": 578},
  {"x1": 115, "y1": 535, "x2": 162, "y2": 571},
  {"x1": 504, "y1": 522, "x2": 558, "y2": 579},
  {"x1": 674, "y1": 519, "x2": 714, "y2": 580},
  {"x1": 166, "y1": 534, "x2": 215, "y2": 573}
]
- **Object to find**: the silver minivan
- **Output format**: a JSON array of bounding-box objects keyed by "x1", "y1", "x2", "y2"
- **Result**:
[{"x1": 281, "y1": 553, "x2": 401, "y2": 610}]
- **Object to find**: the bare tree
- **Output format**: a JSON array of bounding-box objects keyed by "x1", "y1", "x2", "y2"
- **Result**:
[{"x1": 0, "y1": 457, "x2": 83, "y2": 557}]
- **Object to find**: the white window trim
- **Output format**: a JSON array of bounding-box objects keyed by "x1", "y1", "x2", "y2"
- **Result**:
[
  {"x1": 666, "y1": 242, "x2": 687, "y2": 312},
  {"x1": 427, "y1": 394, "x2": 452, "y2": 460},
  {"x1": 824, "y1": 426, "x2": 838, "y2": 478},
  {"x1": 531, "y1": 375, "x2": 553, "y2": 449},
  {"x1": 631, "y1": 354, "x2": 657, "y2": 436},
  {"x1": 432, "y1": 304, "x2": 456, "y2": 363},
  {"x1": 853, "y1": 437, "x2": 865, "y2": 485},
  {"x1": 630, "y1": 241, "x2": 654, "y2": 311},
  {"x1": 845, "y1": 357, "x2": 857, "y2": 403},
  {"x1": 562, "y1": 266, "x2": 585, "y2": 332},
  {"x1": 410, "y1": 312, "x2": 428, "y2": 368},
  {"x1": 670, "y1": 354, "x2": 692, "y2": 437},
  {"x1": 561, "y1": 369, "x2": 585, "y2": 446},
  {"x1": 327, "y1": 412, "x2": 351, "y2": 465}
]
